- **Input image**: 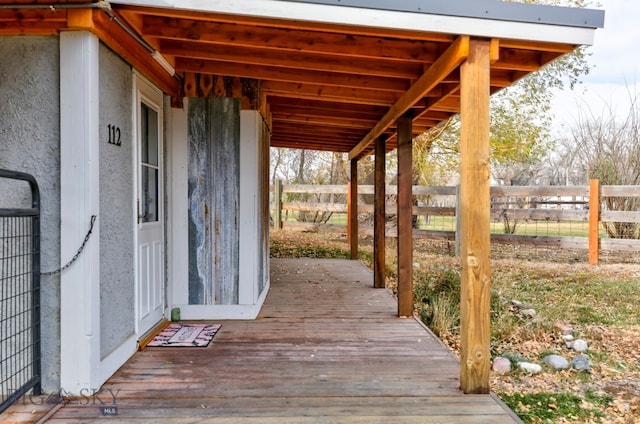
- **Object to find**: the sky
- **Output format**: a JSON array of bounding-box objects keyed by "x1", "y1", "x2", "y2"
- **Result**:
[{"x1": 550, "y1": 0, "x2": 640, "y2": 135}]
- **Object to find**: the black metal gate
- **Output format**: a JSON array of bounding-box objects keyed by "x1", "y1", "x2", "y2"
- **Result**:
[{"x1": 0, "y1": 169, "x2": 41, "y2": 413}]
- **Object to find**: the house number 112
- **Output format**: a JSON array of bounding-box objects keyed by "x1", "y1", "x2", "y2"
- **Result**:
[{"x1": 107, "y1": 124, "x2": 122, "y2": 146}]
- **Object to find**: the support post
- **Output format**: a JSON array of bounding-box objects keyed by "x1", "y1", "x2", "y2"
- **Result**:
[
  {"x1": 374, "y1": 136, "x2": 386, "y2": 288},
  {"x1": 348, "y1": 159, "x2": 359, "y2": 259},
  {"x1": 396, "y1": 115, "x2": 413, "y2": 317},
  {"x1": 588, "y1": 179, "x2": 600, "y2": 266},
  {"x1": 455, "y1": 184, "x2": 461, "y2": 257},
  {"x1": 459, "y1": 39, "x2": 491, "y2": 394},
  {"x1": 60, "y1": 31, "x2": 101, "y2": 392},
  {"x1": 274, "y1": 179, "x2": 283, "y2": 229}
]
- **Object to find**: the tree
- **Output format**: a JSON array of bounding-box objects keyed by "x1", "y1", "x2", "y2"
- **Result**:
[
  {"x1": 411, "y1": 0, "x2": 596, "y2": 187},
  {"x1": 566, "y1": 87, "x2": 640, "y2": 238}
]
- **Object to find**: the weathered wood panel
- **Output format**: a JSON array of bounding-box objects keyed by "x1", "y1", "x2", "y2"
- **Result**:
[
  {"x1": 188, "y1": 97, "x2": 240, "y2": 305},
  {"x1": 600, "y1": 238, "x2": 640, "y2": 252},
  {"x1": 46, "y1": 259, "x2": 517, "y2": 423}
]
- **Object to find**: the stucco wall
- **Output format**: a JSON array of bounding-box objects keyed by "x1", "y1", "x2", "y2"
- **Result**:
[
  {"x1": 0, "y1": 36, "x2": 61, "y2": 391},
  {"x1": 98, "y1": 44, "x2": 135, "y2": 358}
]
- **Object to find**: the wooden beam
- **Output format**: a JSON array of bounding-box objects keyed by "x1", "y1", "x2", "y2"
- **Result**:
[
  {"x1": 348, "y1": 159, "x2": 359, "y2": 260},
  {"x1": 588, "y1": 179, "x2": 600, "y2": 266},
  {"x1": 142, "y1": 15, "x2": 443, "y2": 63},
  {"x1": 175, "y1": 58, "x2": 409, "y2": 92},
  {"x1": 349, "y1": 35, "x2": 469, "y2": 160},
  {"x1": 269, "y1": 98, "x2": 388, "y2": 119},
  {"x1": 396, "y1": 115, "x2": 413, "y2": 317},
  {"x1": 374, "y1": 136, "x2": 386, "y2": 289},
  {"x1": 459, "y1": 39, "x2": 491, "y2": 395},
  {"x1": 159, "y1": 39, "x2": 425, "y2": 79},
  {"x1": 271, "y1": 112, "x2": 378, "y2": 129},
  {"x1": 116, "y1": 4, "x2": 457, "y2": 43},
  {"x1": 263, "y1": 81, "x2": 401, "y2": 106},
  {"x1": 91, "y1": 10, "x2": 180, "y2": 96}
]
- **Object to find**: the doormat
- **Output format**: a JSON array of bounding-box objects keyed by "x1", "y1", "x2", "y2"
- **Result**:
[{"x1": 147, "y1": 323, "x2": 221, "y2": 347}]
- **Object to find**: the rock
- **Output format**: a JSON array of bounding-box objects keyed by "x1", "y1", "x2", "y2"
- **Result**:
[
  {"x1": 518, "y1": 362, "x2": 543, "y2": 374},
  {"x1": 572, "y1": 354, "x2": 591, "y2": 371},
  {"x1": 492, "y1": 357, "x2": 512, "y2": 374},
  {"x1": 511, "y1": 299, "x2": 524, "y2": 309},
  {"x1": 555, "y1": 322, "x2": 574, "y2": 335},
  {"x1": 561, "y1": 334, "x2": 574, "y2": 342},
  {"x1": 511, "y1": 300, "x2": 533, "y2": 310},
  {"x1": 520, "y1": 308, "x2": 536, "y2": 318},
  {"x1": 572, "y1": 339, "x2": 588, "y2": 352},
  {"x1": 543, "y1": 354, "x2": 570, "y2": 370}
]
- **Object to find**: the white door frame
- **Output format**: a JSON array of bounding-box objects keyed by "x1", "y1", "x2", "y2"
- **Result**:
[{"x1": 133, "y1": 72, "x2": 165, "y2": 336}]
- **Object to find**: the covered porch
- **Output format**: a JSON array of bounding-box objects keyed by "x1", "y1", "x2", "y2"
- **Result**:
[{"x1": 45, "y1": 258, "x2": 519, "y2": 423}]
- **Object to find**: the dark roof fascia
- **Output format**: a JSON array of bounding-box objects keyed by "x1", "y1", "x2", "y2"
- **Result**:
[{"x1": 281, "y1": 0, "x2": 604, "y2": 29}]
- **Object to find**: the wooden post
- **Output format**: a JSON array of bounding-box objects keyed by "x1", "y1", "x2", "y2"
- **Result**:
[
  {"x1": 374, "y1": 136, "x2": 386, "y2": 288},
  {"x1": 589, "y1": 179, "x2": 600, "y2": 266},
  {"x1": 397, "y1": 115, "x2": 413, "y2": 317},
  {"x1": 459, "y1": 39, "x2": 491, "y2": 394},
  {"x1": 348, "y1": 159, "x2": 359, "y2": 259},
  {"x1": 274, "y1": 179, "x2": 283, "y2": 229},
  {"x1": 455, "y1": 184, "x2": 461, "y2": 257}
]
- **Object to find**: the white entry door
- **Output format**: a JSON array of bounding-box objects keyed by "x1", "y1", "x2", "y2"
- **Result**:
[{"x1": 135, "y1": 77, "x2": 165, "y2": 336}]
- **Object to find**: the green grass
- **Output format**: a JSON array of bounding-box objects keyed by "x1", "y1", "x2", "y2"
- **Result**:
[
  {"x1": 499, "y1": 391, "x2": 613, "y2": 423},
  {"x1": 277, "y1": 211, "x2": 599, "y2": 237},
  {"x1": 491, "y1": 267, "x2": 640, "y2": 326}
]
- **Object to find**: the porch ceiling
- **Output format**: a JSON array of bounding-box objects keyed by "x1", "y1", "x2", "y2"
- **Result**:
[
  {"x1": 115, "y1": 4, "x2": 572, "y2": 158},
  {"x1": 2, "y1": 0, "x2": 602, "y2": 159}
]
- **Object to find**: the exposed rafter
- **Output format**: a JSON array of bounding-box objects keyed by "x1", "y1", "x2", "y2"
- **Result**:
[
  {"x1": 4, "y1": 1, "x2": 589, "y2": 155},
  {"x1": 349, "y1": 35, "x2": 470, "y2": 160}
]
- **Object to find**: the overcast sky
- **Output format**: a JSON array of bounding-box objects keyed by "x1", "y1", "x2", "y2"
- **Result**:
[{"x1": 551, "y1": 0, "x2": 640, "y2": 134}]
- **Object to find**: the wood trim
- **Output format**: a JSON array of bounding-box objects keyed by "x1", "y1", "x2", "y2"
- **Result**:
[
  {"x1": 459, "y1": 38, "x2": 491, "y2": 395},
  {"x1": 349, "y1": 35, "x2": 469, "y2": 159},
  {"x1": 137, "y1": 319, "x2": 170, "y2": 350},
  {"x1": 91, "y1": 10, "x2": 180, "y2": 96}
]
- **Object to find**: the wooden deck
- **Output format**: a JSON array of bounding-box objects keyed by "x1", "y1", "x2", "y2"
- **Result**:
[{"x1": 46, "y1": 259, "x2": 518, "y2": 423}]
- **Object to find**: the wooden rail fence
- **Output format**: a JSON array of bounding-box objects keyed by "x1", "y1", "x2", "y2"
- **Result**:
[{"x1": 271, "y1": 180, "x2": 640, "y2": 265}]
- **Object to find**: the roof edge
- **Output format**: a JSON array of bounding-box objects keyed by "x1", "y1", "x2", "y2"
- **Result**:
[
  {"x1": 284, "y1": 0, "x2": 604, "y2": 29},
  {"x1": 110, "y1": 0, "x2": 603, "y2": 45}
]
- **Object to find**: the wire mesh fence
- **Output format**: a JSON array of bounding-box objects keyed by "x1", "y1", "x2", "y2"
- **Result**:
[
  {"x1": 271, "y1": 182, "x2": 640, "y2": 264},
  {"x1": 0, "y1": 169, "x2": 41, "y2": 414}
]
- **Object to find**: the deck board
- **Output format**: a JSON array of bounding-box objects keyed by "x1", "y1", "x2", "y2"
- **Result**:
[{"x1": 46, "y1": 258, "x2": 518, "y2": 423}]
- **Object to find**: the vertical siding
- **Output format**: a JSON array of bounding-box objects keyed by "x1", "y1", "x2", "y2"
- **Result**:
[
  {"x1": 188, "y1": 98, "x2": 240, "y2": 305},
  {"x1": 187, "y1": 99, "x2": 211, "y2": 304},
  {"x1": 211, "y1": 99, "x2": 240, "y2": 305}
]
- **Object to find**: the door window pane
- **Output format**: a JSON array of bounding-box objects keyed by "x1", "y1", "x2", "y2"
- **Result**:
[
  {"x1": 140, "y1": 102, "x2": 159, "y2": 223},
  {"x1": 141, "y1": 165, "x2": 158, "y2": 223},
  {"x1": 141, "y1": 103, "x2": 158, "y2": 166}
]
